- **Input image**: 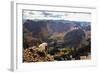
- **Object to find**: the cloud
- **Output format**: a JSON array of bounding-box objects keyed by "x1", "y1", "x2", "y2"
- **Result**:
[{"x1": 23, "y1": 10, "x2": 91, "y2": 22}]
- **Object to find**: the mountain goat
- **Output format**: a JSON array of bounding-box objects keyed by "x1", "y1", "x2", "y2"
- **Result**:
[{"x1": 37, "y1": 42, "x2": 48, "y2": 52}]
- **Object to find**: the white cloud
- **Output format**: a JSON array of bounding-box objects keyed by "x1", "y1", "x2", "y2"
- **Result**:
[{"x1": 23, "y1": 10, "x2": 91, "y2": 22}]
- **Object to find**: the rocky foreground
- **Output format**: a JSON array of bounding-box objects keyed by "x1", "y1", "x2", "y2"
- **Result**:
[
  {"x1": 23, "y1": 48, "x2": 91, "y2": 62},
  {"x1": 23, "y1": 48, "x2": 54, "y2": 62}
]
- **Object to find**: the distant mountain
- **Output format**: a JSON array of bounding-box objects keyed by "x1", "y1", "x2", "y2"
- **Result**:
[
  {"x1": 23, "y1": 20, "x2": 49, "y2": 38},
  {"x1": 46, "y1": 20, "x2": 76, "y2": 33},
  {"x1": 23, "y1": 19, "x2": 91, "y2": 49},
  {"x1": 23, "y1": 19, "x2": 91, "y2": 41},
  {"x1": 72, "y1": 21, "x2": 91, "y2": 31},
  {"x1": 23, "y1": 20, "x2": 90, "y2": 31}
]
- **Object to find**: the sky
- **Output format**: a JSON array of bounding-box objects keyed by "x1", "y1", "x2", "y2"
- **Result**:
[{"x1": 23, "y1": 10, "x2": 91, "y2": 22}]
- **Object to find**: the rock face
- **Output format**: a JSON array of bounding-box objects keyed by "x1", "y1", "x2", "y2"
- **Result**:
[
  {"x1": 23, "y1": 48, "x2": 54, "y2": 62},
  {"x1": 64, "y1": 28, "x2": 86, "y2": 48}
]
